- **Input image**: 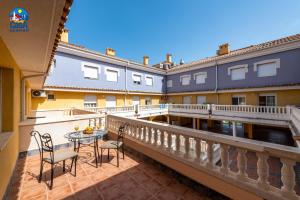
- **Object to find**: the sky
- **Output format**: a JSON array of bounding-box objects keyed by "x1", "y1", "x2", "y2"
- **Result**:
[{"x1": 65, "y1": 0, "x2": 300, "y2": 65}]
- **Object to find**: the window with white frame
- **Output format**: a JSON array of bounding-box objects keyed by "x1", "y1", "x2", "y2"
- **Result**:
[
  {"x1": 232, "y1": 95, "x2": 246, "y2": 105},
  {"x1": 167, "y1": 80, "x2": 173, "y2": 88},
  {"x1": 254, "y1": 59, "x2": 280, "y2": 77},
  {"x1": 183, "y1": 96, "x2": 191, "y2": 104},
  {"x1": 259, "y1": 94, "x2": 276, "y2": 106},
  {"x1": 106, "y1": 69, "x2": 118, "y2": 82},
  {"x1": 194, "y1": 72, "x2": 207, "y2": 84},
  {"x1": 228, "y1": 65, "x2": 248, "y2": 80},
  {"x1": 132, "y1": 96, "x2": 140, "y2": 105},
  {"x1": 180, "y1": 75, "x2": 191, "y2": 86},
  {"x1": 81, "y1": 62, "x2": 100, "y2": 79},
  {"x1": 106, "y1": 96, "x2": 116, "y2": 107},
  {"x1": 84, "y1": 95, "x2": 97, "y2": 107},
  {"x1": 145, "y1": 97, "x2": 152, "y2": 105},
  {"x1": 133, "y1": 74, "x2": 142, "y2": 85},
  {"x1": 196, "y1": 96, "x2": 206, "y2": 104},
  {"x1": 145, "y1": 76, "x2": 153, "y2": 86}
]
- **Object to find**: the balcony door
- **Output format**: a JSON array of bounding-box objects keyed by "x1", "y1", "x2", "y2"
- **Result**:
[
  {"x1": 132, "y1": 96, "x2": 140, "y2": 105},
  {"x1": 232, "y1": 95, "x2": 246, "y2": 105},
  {"x1": 196, "y1": 96, "x2": 206, "y2": 104},
  {"x1": 183, "y1": 96, "x2": 191, "y2": 104},
  {"x1": 106, "y1": 96, "x2": 116, "y2": 107}
]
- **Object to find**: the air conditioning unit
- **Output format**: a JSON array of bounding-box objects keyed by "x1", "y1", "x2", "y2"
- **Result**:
[{"x1": 32, "y1": 90, "x2": 47, "y2": 98}]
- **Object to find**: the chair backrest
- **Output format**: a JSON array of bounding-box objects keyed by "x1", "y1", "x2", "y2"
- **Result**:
[
  {"x1": 30, "y1": 131, "x2": 54, "y2": 162},
  {"x1": 117, "y1": 123, "x2": 129, "y2": 144}
]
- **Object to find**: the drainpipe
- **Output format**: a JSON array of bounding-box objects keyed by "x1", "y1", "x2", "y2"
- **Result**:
[
  {"x1": 215, "y1": 61, "x2": 219, "y2": 104},
  {"x1": 21, "y1": 73, "x2": 46, "y2": 121},
  {"x1": 124, "y1": 61, "x2": 129, "y2": 106}
]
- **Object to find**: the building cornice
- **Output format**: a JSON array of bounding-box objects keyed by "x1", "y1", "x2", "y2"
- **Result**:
[{"x1": 57, "y1": 43, "x2": 166, "y2": 75}]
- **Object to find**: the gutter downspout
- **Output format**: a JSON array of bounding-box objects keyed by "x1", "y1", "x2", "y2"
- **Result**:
[
  {"x1": 124, "y1": 61, "x2": 129, "y2": 106},
  {"x1": 215, "y1": 61, "x2": 219, "y2": 104},
  {"x1": 21, "y1": 73, "x2": 46, "y2": 121}
]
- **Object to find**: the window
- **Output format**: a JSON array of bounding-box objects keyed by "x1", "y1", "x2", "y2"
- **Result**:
[
  {"x1": 228, "y1": 65, "x2": 248, "y2": 80},
  {"x1": 180, "y1": 75, "x2": 191, "y2": 86},
  {"x1": 84, "y1": 95, "x2": 97, "y2": 107},
  {"x1": 133, "y1": 74, "x2": 142, "y2": 85},
  {"x1": 106, "y1": 69, "x2": 118, "y2": 82},
  {"x1": 47, "y1": 94, "x2": 55, "y2": 101},
  {"x1": 132, "y1": 96, "x2": 140, "y2": 105},
  {"x1": 167, "y1": 80, "x2": 173, "y2": 88},
  {"x1": 145, "y1": 76, "x2": 153, "y2": 86},
  {"x1": 106, "y1": 96, "x2": 116, "y2": 107},
  {"x1": 254, "y1": 59, "x2": 280, "y2": 77},
  {"x1": 83, "y1": 66, "x2": 98, "y2": 79},
  {"x1": 81, "y1": 62, "x2": 100, "y2": 79},
  {"x1": 194, "y1": 72, "x2": 207, "y2": 84},
  {"x1": 183, "y1": 96, "x2": 191, "y2": 104},
  {"x1": 232, "y1": 95, "x2": 246, "y2": 105},
  {"x1": 259, "y1": 94, "x2": 276, "y2": 106},
  {"x1": 145, "y1": 97, "x2": 152, "y2": 105},
  {"x1": 196, "y1": 96, "x2": 206, "y2": 104}
]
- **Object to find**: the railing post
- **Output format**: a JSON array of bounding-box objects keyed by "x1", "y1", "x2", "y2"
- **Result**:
[
  {"x1": 237, "y1": 148, "x2": 247, "y2": 181},
  {"x1": 194, "y1": 138, "x2": 201, "y2": 163},
  {"x1": 167, "y1": 132, "x2": 172, "y2": 151},
  {"x1": 184, "y1": 135, "x2": 190, "y2": 159},
  {"x1": 143, "y1": 126, "x2": 148, "y2": 143},
  {"x1": 257, "y1": 152, "x2": 269, "y2": 190},
  {"x1": 175, "y1": 134, "x2": 181, "y2": 155},
  {"x1": 220, "y1": 144, "x2": 229, "y2": 175},
  {"x1": 153, "y1": 128, "x2": 158, "y2": 145},
  {"x1": 281, "y1": 158, "x2": 297, "y2": 200},
  {"x1": 160, "y1": 130, "x2": 164, "y2": 148},
  {"x1": 206, "y1": 141, "x2": 214, "y2": 168}
]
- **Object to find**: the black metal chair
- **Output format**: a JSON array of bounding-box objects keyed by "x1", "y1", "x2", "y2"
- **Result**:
[
  {"x1": 99, "y1": 123, "x2": 128, "y2": 167},
  {"x1": 30, "y1": 131, "x2": 78, "y2": 189}
]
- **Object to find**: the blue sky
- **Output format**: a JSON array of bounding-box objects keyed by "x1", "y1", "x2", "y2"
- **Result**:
[{"x1": 66, "y1": 0, "x2": 300, "y2": 65}]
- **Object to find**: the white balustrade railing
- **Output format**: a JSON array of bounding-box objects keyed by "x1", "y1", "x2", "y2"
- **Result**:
[
  {"x1": 107, "y1": 114, "x2": 300, "y2": 200},
  {"x1": 168, "y1": 104, "x2": 208, "y2": 114},
  {"x1": 139, "y1": 104, "x2": 166, "y2": 111},
  {"x1": 84, "y1": 106, "x2": 135, "y2": 114}
]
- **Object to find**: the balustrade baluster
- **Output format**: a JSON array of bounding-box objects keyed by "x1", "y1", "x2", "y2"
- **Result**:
[
  {"x1": 206, "y1": 141, "x2": 213, "y2": 168},
  {"x1": 175, "y1": 134, "x2": 181, "y2": 155},
  {"x1": 160, "y1": 130, "x2": 164, "y2": 148},
  {"x1": 143, "y1": 126, "x2": 148, "y2": 142},
  {"x1": 184, "y1": 135, "x2": 190, "y2": 158},
  {"x1": 237, "y1": 148, "x2": 247, "y2": 181},
  {"x1": 281, "y1": 158, "x2": 297, "y2": 199},
  {"x1": 220, "y1": 144, "x2": 229, "y2": 174},
  {"x1": 153, "y1": 128, "x2": 158, "y2": 145},
  {"x1": 167, "y1": 132, "x2": 172, "y2": 151},
  {"x1": 194, "y1": 138, "x2": 201, "y2": 163},
  {"x1": 257, "y1": 152, "x2": 269, "y2": 190},
  {"x1": 140, "y1": 126, "x2": 144, "y2": 140}
]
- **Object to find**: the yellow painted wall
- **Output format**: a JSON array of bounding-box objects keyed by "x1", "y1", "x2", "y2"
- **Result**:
[
  {"x1": 31, "y1": 91, "x2": 162, "y2": 110},
  {"x1": 0, "y1": 37, "x2": 21, "y2": 199}
]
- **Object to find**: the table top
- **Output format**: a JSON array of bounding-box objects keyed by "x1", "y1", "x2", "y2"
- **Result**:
[{"x1": 64, "y1": 130, "x2": 107, "y2": 140}]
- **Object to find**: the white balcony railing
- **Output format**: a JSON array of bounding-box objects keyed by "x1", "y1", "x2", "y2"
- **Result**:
[{"x1": 107, "y1": 114, "x2": 300, "y2": 200}]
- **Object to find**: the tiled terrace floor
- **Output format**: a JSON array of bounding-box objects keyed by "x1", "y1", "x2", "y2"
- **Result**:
[{"x1": 6, "y1": 145, "x2": 226, "y2": 200}]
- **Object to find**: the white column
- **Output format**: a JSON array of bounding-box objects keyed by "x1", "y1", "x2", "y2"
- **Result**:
[
  {"x1": 257, "y1": 152, "x2": 269, "y2": 190},
  {"x1": 193, "y1": 118, "x2": 196, "y2": 129},
  {"x1": 281, "y1": 158, "x2": 297, "y2": 199},
  {"x1": 232, "y1": 121, "x2": 237, "y2": 137},
  {"x1": 167, "y1": 115, "x2": 170, "y2": 124}
]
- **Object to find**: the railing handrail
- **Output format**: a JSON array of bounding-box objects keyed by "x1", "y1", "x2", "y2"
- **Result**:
[{"x1": 108, "y1": 114, "x2": 300, "y2": 160}]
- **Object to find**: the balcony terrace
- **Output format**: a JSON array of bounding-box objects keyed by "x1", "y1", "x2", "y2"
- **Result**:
[{"x1": 12, "y1": 104, "x2": 300, "y2": 200}]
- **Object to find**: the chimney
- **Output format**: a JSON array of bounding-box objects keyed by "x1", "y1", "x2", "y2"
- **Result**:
[
  {"x1": 166, "y1": 53, "x2": 172, "y2": 63},
  {"x1": 60, "y1": 28, "x2": 69, "y2": 43},
  {"x1": 143, "y1": 56, "x2": 149, "y2": 65},
  {"x1": 217, "y1": 43, "x2": 230, "y2": 56},
  {"x1": 106, "y1": 48, "x2": 116, "y2": 56}
]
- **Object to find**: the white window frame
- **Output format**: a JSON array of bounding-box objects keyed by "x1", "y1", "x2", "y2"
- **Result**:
[
  {"x1": 81, "y1": 62, "x2": 101, "y2": 79},
  {"x1": 193, "y1": 72, "x2": 207, "y2": 84},
  {"x1": 196, "y1": 96, "x2": 206, "y2": 104},
  {"x1": 132, "y1": 72, "x2": 142, "y2": 85},
  {"x1": 145, "y1": 75, "x2": 154, "y2": 86},
  {"x1": 254, "y1": 59, "x2": 280, "y2": 77},
  {"x1": 259, "y1": 93, "x2": 277, "y2": 106},
  {"x1": 132, "y1": 96, "x2": 140, "y2": 105},
  {"x1": 167, "y1": 80, "x2": 173, "y2": 88},
  {"x1": 232, "y1": 95, "x2": 246, "y2": 105},
  {"x1": 104, "y1": 67, "x2": 120, "y2": 82},
  {"x1": 105, "y1": 96, "x2": 117, "y2": 107},
  {"x1": 84, "y1": 95, "x2": 97, "y2": 108},
  {"x1": 227, "y1": 64, "x2": 248, "y2": 80},
  {"x1": 182, "y1": 96, "x2": 191, "y2": 104},
  {"x1": 145, "y1": 96, "x2": 152, "y2": 105},
  {"x1": 180, "y1": 75, "x2": 191, "y2": 86}
]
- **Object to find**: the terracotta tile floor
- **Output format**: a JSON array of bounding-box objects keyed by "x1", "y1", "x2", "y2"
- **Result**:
[{"x1": 6, "y1": 144, "x2": 222, "y2": 200}]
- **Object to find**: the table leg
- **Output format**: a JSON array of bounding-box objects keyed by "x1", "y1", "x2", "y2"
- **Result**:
[{"x1": 94, "y1": 138, "x2": 98, "y2": 168}]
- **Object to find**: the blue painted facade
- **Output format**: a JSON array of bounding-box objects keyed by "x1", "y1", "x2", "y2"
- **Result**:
[
  {"x1": 166, "y1": 48, "x2": 300, "y2": 93},
  {"x1": 45, "y1": 45, "x2": 300, "y2": 94},
  {"x1": 45, "y1": 52, "x2": 166, "y2": 93}
]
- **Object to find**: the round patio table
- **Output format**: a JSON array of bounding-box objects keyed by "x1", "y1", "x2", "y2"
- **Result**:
[{"x1": 64, "y1": 130, "x2": 107, "y2": 168}]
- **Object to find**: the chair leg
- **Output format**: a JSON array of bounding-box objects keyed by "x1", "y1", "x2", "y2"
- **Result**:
[
  {"x1": 117, "y1": 148, "x2": 119, "y2": 167},
  {"x1": 74, "y1": 156, "x2": 78, "y2": 176},
  {"x1": 107, "y1": 149, "x2": 110, "y2": 160},
  {"x1": 122, "y1": 145, "x2": 125, "y2": 159},
  {"x1": 38, "y1": 161, "x2": 43, "y2": 183},
  {"x1": 63, "y1": 160, "x2": 65, "y2": 172},
  {"x1": 100, "y1": 148, "x2": 103, "y2": 166},
  {"x1": 50, "y1": 164, "x2": 54, "y2": 190},
  {"x1": 94, "y1": 139, "x2": 98, "y2": 168}
]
